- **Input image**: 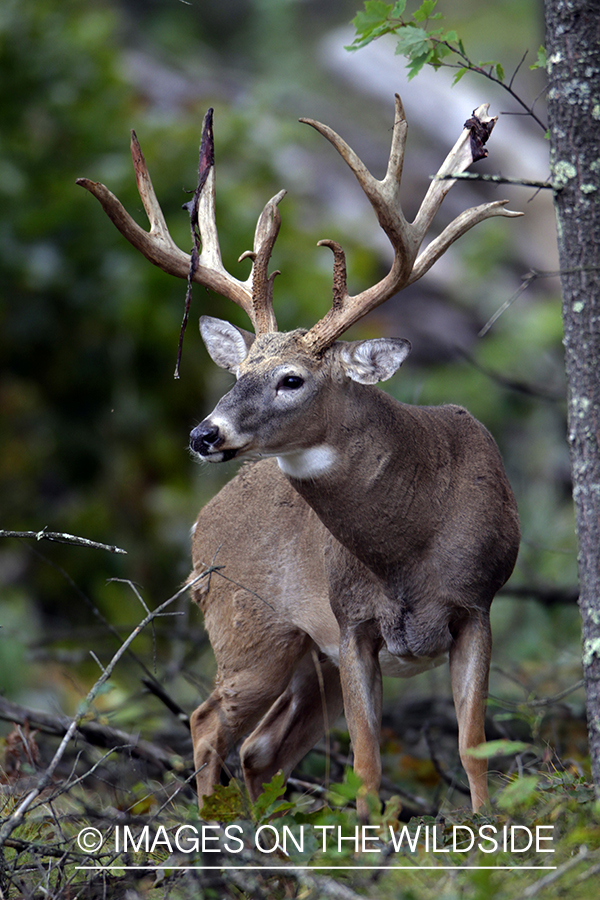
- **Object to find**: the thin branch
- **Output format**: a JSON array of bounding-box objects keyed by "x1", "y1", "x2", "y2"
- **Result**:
[
  {"x1": 193, "y1": 553, "x2": 275, "y2": 610},
  {"x1": 523, "y1": 845, "x2": 591, "y2": 898},
  {"x1": 479, "y1": 265, "x2": 600, "y2": 337},
  {"x1": 434, "y1": 43, "x2": 548, "y2": 132},
  {"x1": 0, "y1": 572, "x2": 207, "y2": 850},
  {"x1": 525, "y1": 680, "x2": 585, "y2": 710},
  {"x1": 509, "y1": 48, "x2": 529, "y2": 91},
  {"x1": 498, "y1": 584, "x2": 579, "y2": 606},
  {"x1": 1, "y1": 836, "x2": 89, "y2": 864},
  {"x1": 423, "y1": 721, "x2": 471, "y2": 797},
  {"x1": 141, "y1": 677, "x2": 191, "y2": 728},
  {"x1": 24, "y1": 543, "x2": 183, "y2": 714},
  {"x1": 0, "y1": 528, "x2": 127, "y2": 554},
  {"x1": 435, "y1": 171, "x2": 553, "y2": 190},
  {"x1": 458, "y1": 350, "x2": 564, "y2": 403}
]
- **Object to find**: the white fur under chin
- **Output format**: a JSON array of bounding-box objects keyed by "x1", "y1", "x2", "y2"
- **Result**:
[{"x1": 277, "y1": 445, "x2": 337, "y2": 480}]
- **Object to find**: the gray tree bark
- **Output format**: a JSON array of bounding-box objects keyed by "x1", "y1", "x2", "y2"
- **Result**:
[{"x1": 544, "y1": 0, "x2": 600, "y2": 789}]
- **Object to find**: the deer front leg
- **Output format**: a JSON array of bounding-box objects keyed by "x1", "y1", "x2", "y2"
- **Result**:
[
  {"x1": 449, "y1": 612, "x2": 492, "y2": 811},
  {"x1": 338, "y1": 620, "x2": 383, "y2": 821}
]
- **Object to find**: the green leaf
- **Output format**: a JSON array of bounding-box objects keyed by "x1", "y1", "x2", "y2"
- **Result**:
[
  {"x1": 252, "y1": 770, "x2": 288, "y2": 822},
  {"x1": 347, "y1": 1, "x2": 397, "y2": 51},
  {"x1": 430, "y1": 41, "x2": 454, "y2": 64},
  {"x1": 394, "y1": 24, "x2": 429, "y2": 57},
  {"x1": 495, "y1": 62, "x2": 505, "y2": 82},
  {"x1": 452, "y1": 67, "x2": 468, "y2": 86},
  {"x1": 413, "y1": 0, "x2": 439, "y2": 22},
  {"x1": 407, "y1": 48, "x2": 433, "y2": 79},
  {"x1": 465, "y1": 739, "x2": 531, "y2": 759},
  {"x1": 351, "y1": 0, "x2": 393, "y2": 37},
  {"x1": 391, "y1": 0, "x2": 407, "y2": 16},
  {"x1": 199, "y1": 781, "x2": 247, "y2": 822},
  {"x1": 327, "y1": 769, "x2": 363, "y2": 806},
  {"x1": 496, "y1": 775, "x2": 540, "y2": 810},
  {"x1": 530, "y1": 45, "x2": 547, "y2": 70}
]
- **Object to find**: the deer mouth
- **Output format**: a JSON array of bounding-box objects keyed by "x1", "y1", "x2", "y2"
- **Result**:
[
  {"x1": 189, "y1": 441, "x2": 243, "y2": 464},
  {"x1": 198, "y1": 447, "x2": 240, "y2": 463},
  {"x1": 189, "y1": 423, "x2": 253, "y2": 463}
]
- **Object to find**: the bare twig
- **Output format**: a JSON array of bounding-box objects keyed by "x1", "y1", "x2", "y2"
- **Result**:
[
  {"x1": 433, "y1": 44, "x2": 548, "y2": 132},
  {"x1": 141, "y1": 677, "x2": 191, "y2": 728},
  {"x1": 0, "y1": 528, "x2": 126, "y2": 554},
  {"x1": 423, "y1": 721, "x2": 471, "y2": 798},
  {"x1": 523, "y1": 845, "x2": 591, "y2": 897},
  {"x1": 479, "y1": 265, "x2": 600, "y2": 337},
  {"x1": 24, "y1": 544, "x2": 187, "y2": 716},
  {"x1": 434, "y1": 171, "x2": 553, "y2": 190},
  {"x1": 488, "y1": 677, "x2": 585, "y2": 711},
  {"x1": 498, "y1": 584, "x2": 579, "y2": 606}
]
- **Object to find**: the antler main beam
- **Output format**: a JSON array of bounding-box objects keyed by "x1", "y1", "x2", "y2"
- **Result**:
[
  {"x1": 300, "y1": 94, "x2": 522, "y2": 354},
  {"x1": 76, "y1": 110, "x2": 281, "y2": 338}
]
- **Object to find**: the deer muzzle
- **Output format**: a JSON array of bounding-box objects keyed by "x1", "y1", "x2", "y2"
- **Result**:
[{"x1": 190, "y1": 421, "x2": 240, "y2": 462}]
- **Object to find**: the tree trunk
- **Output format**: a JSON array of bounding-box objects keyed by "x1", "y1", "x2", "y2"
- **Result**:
[{"x1": 544, "y1": 0, "x2": 600, "y2": 789}]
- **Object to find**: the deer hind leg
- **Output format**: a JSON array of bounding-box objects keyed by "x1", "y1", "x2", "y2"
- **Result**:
[
  {"x1": 449, "y1": 611, "x2": 492, "y2": 811},
  {"x1": 240, "y1": 649, "x2": 343, "y2": 801},
  {"x1": 190, "y1": 631, "x2": 311, "y2": 808}
]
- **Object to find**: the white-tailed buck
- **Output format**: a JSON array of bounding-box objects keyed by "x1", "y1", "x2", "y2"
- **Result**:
[{"x1": 79, "y1": 95, "x2": 521, "y2": 818}]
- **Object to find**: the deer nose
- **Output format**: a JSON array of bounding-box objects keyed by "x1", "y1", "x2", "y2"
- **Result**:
[{"x1": 190, "y1": 422, "x2": 223, "y2": 455}]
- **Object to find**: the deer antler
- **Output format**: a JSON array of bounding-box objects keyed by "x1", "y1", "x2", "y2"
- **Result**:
[
  {"x1": 78, "y1": 96, "x2": 522, "y2": 364},
  {"x1": 76, "y1": 108, "x2": 282, "y2": 374},
  {"x1": 300, "y1": 94, "x2": 523, "y2": 354}
]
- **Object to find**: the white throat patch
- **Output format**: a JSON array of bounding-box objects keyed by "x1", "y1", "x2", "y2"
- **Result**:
[{"x1": 277, "y1": 445, "x2": 337, "y2": 480}]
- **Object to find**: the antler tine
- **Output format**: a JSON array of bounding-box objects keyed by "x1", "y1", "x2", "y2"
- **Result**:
[
  {"x1": 300, "y1": 97, "x2": 523, "y2": 356},
  {"x1": 411, "y1": 103, "x2": 501, "y2": 241},
  {"x1": 409, "y1": 200, "x2": 522, "y2": 286},
  {"x1": 300, "y1": 94, "x2": 413, "y2": 266},
  {"x1": 77, "y1": 109, "x2": 283, "y2": 337},
  {"x1": 239, "y1": 189, "x2": 285, "y2": 334}
]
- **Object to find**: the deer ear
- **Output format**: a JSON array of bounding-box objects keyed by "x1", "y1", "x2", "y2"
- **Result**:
[
  {"x1": 199, "y1": 316, "x2": 255, "y2": 372},
  {"x1": 338, "y1": 338, "x2": 411, "y2": 384}
]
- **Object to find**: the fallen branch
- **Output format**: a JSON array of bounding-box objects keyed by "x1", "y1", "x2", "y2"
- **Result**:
[{"x1": 0, "y1": 696, "x2": 182, "y2": 773}]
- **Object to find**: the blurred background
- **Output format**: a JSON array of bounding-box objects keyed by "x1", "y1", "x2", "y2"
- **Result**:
[{"x1": 0, "y1": 0, "x2": 585, "y2": 791}]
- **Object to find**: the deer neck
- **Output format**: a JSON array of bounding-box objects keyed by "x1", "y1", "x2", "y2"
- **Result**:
[{"x1": 277, "y1": 383, "x2": 432, "y2": 575}]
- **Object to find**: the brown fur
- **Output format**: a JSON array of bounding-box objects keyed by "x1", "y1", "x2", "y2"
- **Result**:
[{"x1": 189, "y1": 333, "x2": 520, "y2": 818}]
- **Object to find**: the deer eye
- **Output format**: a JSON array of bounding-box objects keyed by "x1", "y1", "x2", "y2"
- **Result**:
[{"x1": 278, "y1": 375, "x2": 304, "y2": 391}]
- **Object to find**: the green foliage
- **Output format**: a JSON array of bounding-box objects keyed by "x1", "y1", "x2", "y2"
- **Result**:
[
  {"x1": 348, "y1": 0, "x2": 509, "y2": 83},
  {"x1": 198, "y1": 781, "x2": 249, "y2": 823},
  {"x1": 466, "y1": 740, "x2": 532, "y2": 760},
  {"x1": 530, "y1": 45, "x2": 547, "y2": 71},
  {"x1": 6, "y1": 763, "x2": 599, "y2": 900},
  {"x1": 251, "y1": 770, "x2": 297, "y2": 822},
  {"x1": 199, "y1": 771, "x2": 295, "y2": 824}
]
